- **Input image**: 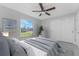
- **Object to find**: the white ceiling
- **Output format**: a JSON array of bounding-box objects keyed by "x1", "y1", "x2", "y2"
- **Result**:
[{"x1": 0, "y1": 3, "x2": 79, "y2": 20}]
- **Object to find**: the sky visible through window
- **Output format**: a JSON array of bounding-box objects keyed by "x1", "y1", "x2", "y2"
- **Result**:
[
  {"x1": 20, "y1": 19, "x2": 33, "y2": 38},
  {"x1": 20, "y1": 19, "x2": 32, "y2": 29}
]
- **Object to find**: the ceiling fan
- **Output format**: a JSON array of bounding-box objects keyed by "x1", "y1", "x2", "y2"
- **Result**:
[{"x1": 32, "y1": 3, "x2": 56, "y2": 16}]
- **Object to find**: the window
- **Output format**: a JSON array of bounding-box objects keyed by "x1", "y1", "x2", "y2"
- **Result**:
[
  {"x1": 2, "y1": 18, "x2": 17, "y2": 37},
  {"x1": 20, "y1": 19, "x2": 33, "y2": 38}
]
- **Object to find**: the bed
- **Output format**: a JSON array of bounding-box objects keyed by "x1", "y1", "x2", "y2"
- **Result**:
[
  {"x1": 18, "y1": 37, "x2": 79, "y2": 56},
  {"x1": 1, "y1": 37, "x2": 79, "y2": 56}
]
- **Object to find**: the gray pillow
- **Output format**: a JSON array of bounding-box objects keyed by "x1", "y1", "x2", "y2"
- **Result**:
[
  {"x1": 8, "y1": 39, "x2": 27, "y2": 56},
  {"x1": 0, "y1": 37, "x2": 10, "y2": 56}
]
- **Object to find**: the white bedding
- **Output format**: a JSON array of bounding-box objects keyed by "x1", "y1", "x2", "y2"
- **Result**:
[
  {"x1": 11, "y1": 37, "x2": 79, "y2": 56},
  {"x1": 11, "y1": 38, "x2": 47, "y2": 56},
  {"x1": 20, "y1": 41, "x2": 47, "y2": 56}
]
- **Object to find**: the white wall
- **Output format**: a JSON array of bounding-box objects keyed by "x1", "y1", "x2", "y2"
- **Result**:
[
  {"x1": 42, "y1": 14, "x2": 76, "y2": 43},
  {"x1": 74, "y1": 9, "x2": 79, "y2": 46},
  {"x1": 0, "y1": 5, "x2": 41, "y2": 38}
]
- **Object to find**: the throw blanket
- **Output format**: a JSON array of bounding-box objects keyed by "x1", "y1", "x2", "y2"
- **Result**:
[
  {"x1": 24, "y1": 38, "x2": 57, "y2": 56},
  {"x1": 24, "y1": 37, "x2": 79, "y2": 56}
]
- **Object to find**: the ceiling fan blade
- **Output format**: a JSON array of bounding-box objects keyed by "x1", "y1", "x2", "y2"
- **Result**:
[
  {"x1": 39, "y1": 3, "x2": 44, "y2": 11},
  {"x1": 45, "y1": 6, "x2": 56, "y2": 11},
  {"x1": 32, "y1": 11, "x2": 42, "y2": 12},
  {"x1": 39, "y1": 13, "x2": 42, "y2": 16},
  {"x1": 45, "y1": 12, "x2": 50, "y2": 16}
]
